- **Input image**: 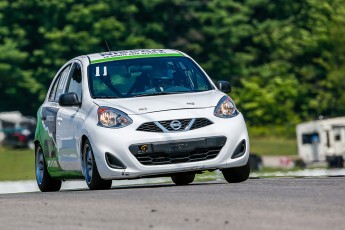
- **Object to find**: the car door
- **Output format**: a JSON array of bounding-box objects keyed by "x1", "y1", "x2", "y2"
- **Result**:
[
  {"x1": 56, "y1": 61, "x2": 84, "y2": 171},
  {"x1": 40, "y1": 64, "x2": 71, "y2": 172},
  {"x1": 333, "y1": 126, "x2": 345, "y2": 155}
]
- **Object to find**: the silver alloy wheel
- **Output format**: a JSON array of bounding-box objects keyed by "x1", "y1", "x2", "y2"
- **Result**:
[
  {"x1": 84, "y1": 144, "x2": 93, "y2": 184},
  {"x1": 36, "y1": 147, "x2": 44, "y2": 185}
]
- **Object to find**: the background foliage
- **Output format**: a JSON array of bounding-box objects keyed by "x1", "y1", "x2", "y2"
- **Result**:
[{"x1": 1, "y1": 0, "x2": 345, "y2": 136}]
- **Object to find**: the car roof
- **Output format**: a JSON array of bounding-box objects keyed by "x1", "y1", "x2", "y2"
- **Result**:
[{"x1": 86, "y1": 49, "x2": 186, "y2": 64}]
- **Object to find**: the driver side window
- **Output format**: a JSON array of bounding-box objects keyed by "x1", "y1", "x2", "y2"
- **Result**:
[
  {"x1": 49, "y1": 65, "x2": 71, "y2": 102},
  {"x1": 66, "y1": 63, "x2": 82, "y2": 102}
]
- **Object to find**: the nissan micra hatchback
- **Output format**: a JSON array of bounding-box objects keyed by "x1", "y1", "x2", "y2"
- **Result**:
[{"x1": 35, "y1": 49, "x2": 250, "y2": 192}]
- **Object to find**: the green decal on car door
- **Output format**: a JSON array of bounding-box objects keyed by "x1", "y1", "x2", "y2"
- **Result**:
[{"x1": 36, "y1": 106, "x2": 62, "y2": 172}]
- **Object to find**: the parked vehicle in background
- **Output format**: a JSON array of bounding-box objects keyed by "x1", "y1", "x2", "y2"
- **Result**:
[
  {"x1": 0, "y1": 111, "x2": 36, "y2": 149},
  {"x1": 296, "y1": 117, "x2": 345, "y2": 168}
]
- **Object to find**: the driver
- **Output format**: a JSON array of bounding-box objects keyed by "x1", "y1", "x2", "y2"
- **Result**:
[{"x1": 148, "y1": 66, "x2": 174, "y2": 92}]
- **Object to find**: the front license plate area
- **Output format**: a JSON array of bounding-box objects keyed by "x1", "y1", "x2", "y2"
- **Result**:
[
  {"x1": 168, "y1": 140, "x2": 205, "y2": 152},
  {"x1": 129, "y1": 136, "x2": 226, "y2": 155}
]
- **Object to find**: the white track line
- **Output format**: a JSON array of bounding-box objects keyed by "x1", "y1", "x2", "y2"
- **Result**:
[{"x1": 0, "y1": 178, "x2": 171, "y2": 194}]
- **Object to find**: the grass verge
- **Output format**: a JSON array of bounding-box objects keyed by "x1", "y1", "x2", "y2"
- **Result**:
[
  {"x1": 0, "y1": 147, "x2": 35, "y2": 181},
  {"x1": 250, "y1": 137, "x2": 297, "y2": 156}
]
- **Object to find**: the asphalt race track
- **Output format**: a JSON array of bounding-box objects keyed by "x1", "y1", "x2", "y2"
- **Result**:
[{"x1": 0, "y1": 177, "x2": 344, "y2": 230}]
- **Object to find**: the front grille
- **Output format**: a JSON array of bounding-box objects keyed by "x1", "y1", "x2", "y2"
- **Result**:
[
  {"x1": 136, "y1": 122, "x2": 162, "y2": 132},
  {"x1": 134, "y1": 147, "x2": 222, "y2": 166},
  {"x1": 136, "y1": 118, "x2": 213, "y2": 133},
  {"x1": 159, "y1": 119, "x2": 190, "y2": 131},
  {"x1": 190, "y1": 118, "x2": 213, "y2": 130}
]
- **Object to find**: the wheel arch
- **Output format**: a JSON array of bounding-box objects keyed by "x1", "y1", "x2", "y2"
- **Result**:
[
  {"x1": 34, "y1": 140, "x2": 40, "y2": 152},
  {"x1": 80, "y1": 135, "x2": 89, "y2": 157}
]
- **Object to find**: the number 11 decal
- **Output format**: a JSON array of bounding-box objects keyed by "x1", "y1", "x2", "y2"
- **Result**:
[{"x1": 95, "y1": 66, "x2": 108, "y2": 77}]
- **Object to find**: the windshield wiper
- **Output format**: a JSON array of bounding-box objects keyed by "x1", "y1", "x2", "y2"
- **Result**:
[
  {"x1": 95, "y1": 95, "x2": 119, "y2": 99},
  {"x1": 130, "y1": 92, "x2": 181, "y2": 98}
]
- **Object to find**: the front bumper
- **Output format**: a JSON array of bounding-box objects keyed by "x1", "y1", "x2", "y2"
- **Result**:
[
  {"x1": 84, "y1": 107, "x2": 249, "y2": 180},
  {"x1": 129, "y1": 136, "x2": 227, "y2": 166}
]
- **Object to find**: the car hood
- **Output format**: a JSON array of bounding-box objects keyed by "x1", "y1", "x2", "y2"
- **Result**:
[{"x1": 93, "y1": 90, "x2": 226, "y2": 115}]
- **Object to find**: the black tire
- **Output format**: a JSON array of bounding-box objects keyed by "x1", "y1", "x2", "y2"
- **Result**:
[
  {"x1": 35, "y1": 144, "x2": 62, "y2": 192},
  {"x1": 222, "y1": 160, "x2": 250, "y2": 183},
  {"x1": 171, "y1": 172, "x2": 195, "y2": 185},
  {"x1": 82, "y1": 139, "x2": 112, "y2": 190}
]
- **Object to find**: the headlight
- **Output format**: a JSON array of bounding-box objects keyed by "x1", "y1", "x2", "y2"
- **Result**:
[
  {"x1": 214, "y1": 96, "x2": 238, "y2": 118},
  {"x1": 97, "y1": 107, "x2": 132, "y2": 128}
]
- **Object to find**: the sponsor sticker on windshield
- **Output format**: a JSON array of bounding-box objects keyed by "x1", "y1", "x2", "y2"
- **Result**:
[{"x1": 90, "y1": 49, "x2": 183, "y2": 64}]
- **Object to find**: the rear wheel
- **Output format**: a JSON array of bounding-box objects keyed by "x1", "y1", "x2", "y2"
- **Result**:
[
  {"x1": 171, "y1": 172, "x2": 195, "y2": 185},
  {"x1": 82, "y1": 139, "x2": 112, "y2": 190},
  {"x1": 222, "y1": 160, "x2": 250, "y2": 183},
  {"x1": 35, "y1": 144, "x2": 61, "y2": 192}
]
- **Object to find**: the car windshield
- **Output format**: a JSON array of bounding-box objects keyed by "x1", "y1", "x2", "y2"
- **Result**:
[{"x1": 88, "y1": 57, "x2": 214, "y2": 98}]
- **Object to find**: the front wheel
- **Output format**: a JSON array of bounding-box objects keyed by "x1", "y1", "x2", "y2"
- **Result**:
[
  {"x1": 171, "y1": 172, "x2": 195, "y2": 185},
  {"x1": 222, "y1": 160, "x2": 250, "y2": 183},
  {"x1": 82, "y1": 139, "x2": 112, "y2": 190},
  {"x1": 35, "y1": 144, "x2": 61, "y2": 192}
]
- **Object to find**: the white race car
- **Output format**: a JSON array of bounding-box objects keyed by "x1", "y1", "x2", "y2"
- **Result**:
[{"x1": 34, "y1": 49, "x2": 250, "y2": 192}]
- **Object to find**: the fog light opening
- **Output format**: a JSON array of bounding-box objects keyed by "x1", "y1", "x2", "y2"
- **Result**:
[
  {"x1": 105, "y1": 152, "x2": 127, "y2": 169},
  {"x1": 231, "y1": 140, "x2": 246, "y2": 159}
]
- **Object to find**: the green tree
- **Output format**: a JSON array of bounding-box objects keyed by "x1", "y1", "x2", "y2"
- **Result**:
[{"x1": 0, "y1": 0, "x2": 345, "y2": 137}]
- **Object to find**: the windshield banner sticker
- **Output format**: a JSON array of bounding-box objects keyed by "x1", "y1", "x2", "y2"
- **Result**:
[{"x1": 91, "y1": 50, "x2": 183, "y2": 64}]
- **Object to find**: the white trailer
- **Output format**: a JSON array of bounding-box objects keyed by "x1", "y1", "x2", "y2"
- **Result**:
[{"x1": 296, "y1": 117, "x2": 345, "y2": 166}]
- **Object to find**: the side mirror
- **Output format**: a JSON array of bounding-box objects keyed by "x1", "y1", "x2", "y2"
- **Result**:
[
  {"x1": 59, "y1": 92, "x2": 81, "y2": 107},
  {"x1": 217, "y1": 81, "x2": 232, "y2": 93}
]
